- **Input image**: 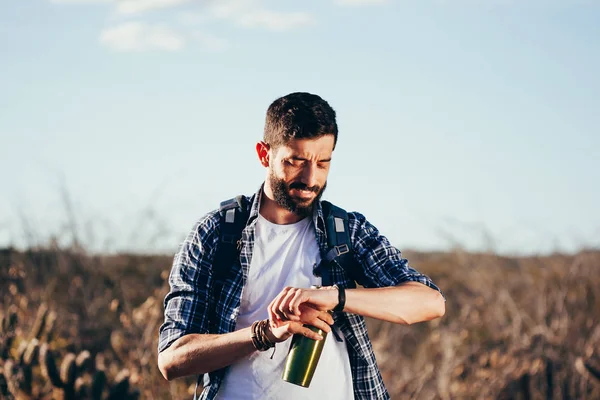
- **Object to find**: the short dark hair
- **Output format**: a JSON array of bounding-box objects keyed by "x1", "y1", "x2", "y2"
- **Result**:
[{"x1": 264, "y1": 92, "x2": 338, "y2": 149}]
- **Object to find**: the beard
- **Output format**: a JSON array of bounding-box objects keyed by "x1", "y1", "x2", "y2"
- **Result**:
[{"x1": 268, "y1": 170, "x2": 327, "y2": 218}]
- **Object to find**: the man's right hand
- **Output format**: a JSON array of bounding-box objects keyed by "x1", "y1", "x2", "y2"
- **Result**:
[{"x1": 267, "y1": 304, "x2": 334, "y2": 343}]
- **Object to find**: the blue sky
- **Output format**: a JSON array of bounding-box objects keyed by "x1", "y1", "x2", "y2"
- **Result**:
[{"x1": 1, "y1": 0, "x2": 599, "y2": 255}]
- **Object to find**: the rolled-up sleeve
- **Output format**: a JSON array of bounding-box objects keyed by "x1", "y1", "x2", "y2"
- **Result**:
[
  {"x1": 349, "y1": 212, "x2": 444, "y2": 299},
  {"x1": 158, "y1": 214, "x2": 219, "y2": 353}
]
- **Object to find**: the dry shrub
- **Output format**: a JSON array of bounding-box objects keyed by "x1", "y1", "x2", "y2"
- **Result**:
[
  {"x1": 1, "y1": 247, "x2": 599, "y2": 399},
  {"x1": 370, "y1": 250, "x2": 600, "y2": 399}
]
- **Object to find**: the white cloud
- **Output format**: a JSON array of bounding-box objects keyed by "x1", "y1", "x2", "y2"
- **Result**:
[
  {"x1": 52, "y1": 0, "x2": 314, "y2": 53},
  {"x1": 237, "y1": 11, "x2": 314, "y2": 31},
  {"x1": 115, "y1": 0, "x2": 191, "y2": 15},
  {"x1": 334, "y1": 0, "x2": 388, "y2": 5},
  {"x1": 99, "y1": 22, "x2": 185, "y2": 51}
]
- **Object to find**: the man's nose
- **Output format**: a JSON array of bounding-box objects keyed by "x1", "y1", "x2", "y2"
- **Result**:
[{"x1": 300, "y1": 164, "x2": 318, "y2": 188}]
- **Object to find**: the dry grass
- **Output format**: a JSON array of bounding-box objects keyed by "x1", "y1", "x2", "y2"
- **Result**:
[{"x1": 1, "y1": 247, "x2": 599, "y2": 399}]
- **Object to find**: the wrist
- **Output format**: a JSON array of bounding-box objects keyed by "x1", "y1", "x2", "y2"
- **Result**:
[
  {"x1": 265, "y1": 321, "x2": 285, "y2": 343},
  {"x1": 332, "y1": 285, "x2": 346, "y2": 312}
]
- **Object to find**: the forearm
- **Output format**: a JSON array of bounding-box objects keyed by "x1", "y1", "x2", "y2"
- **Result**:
[
  {"x1": 158, "y1": 328, "x2": 256, "y2": 380},
  {"x1": 343, "y1": 282, "x2": 445, "y2": 325}
]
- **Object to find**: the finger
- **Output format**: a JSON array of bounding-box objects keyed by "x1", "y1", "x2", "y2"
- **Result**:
[
  {"x1": 297, "y1": 304, "x2": 324, "y2": 325},
  {"x1": 269, "y1": 316, "x2": 286, "y2": 329},
  {"x1": 294, "y1": 307, "x2": 331, "y2": 333},
  {"x1": 268, "y1": 288, "x2": 290, "y2": 323},
  {"x1": 302, "y1": 327, "x2": 324, "y2": 341},
  {"x1": 279, "y1": 288, "x2": 301, "y2": 321},
  {"x1": 292, "y1": 326, "x2": 324, "y2": 341},
  {"x1": 270, "y1": 288, "x2": 300, "y2": 322},
  {"x1": 318, "y1": 310, "x2": 334, "y2": 326},
  {"x1": 307, "y1": 316, "x2": 331, "y2": 333},
  {"x1": 283, "y1": 310, "x2": 299, "y2": 321},
  {"x1": 289, "y1": 289, "x2": 308, "y2": 316},
  {"x1": 267, "y1": 298, "x2": 279, "y2": 324}
]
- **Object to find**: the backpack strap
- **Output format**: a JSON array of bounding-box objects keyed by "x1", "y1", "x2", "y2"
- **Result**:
[
  {"x1": 315, "y1": 201, "x2": 359, "y2": 343},
  {"x1": 316, "y1": 201, "x2": 358, "y2": 287},
  {"x1": 210, "y1": 195, "x2": 249, "y2": 332},
  {"x1": 198, "y1": 196, "x2": 249, "y2": 398}
]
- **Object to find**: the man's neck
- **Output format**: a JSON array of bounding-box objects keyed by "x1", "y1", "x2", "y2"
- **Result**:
[{"x1": 260, "y1": 187, "x2": 307, "y2": 225}]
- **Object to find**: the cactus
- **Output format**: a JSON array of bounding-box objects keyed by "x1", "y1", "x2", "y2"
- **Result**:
[
  {"x1": 107, "y1": 369, "x2": 130, "y2": 400},
  {"x1": 59, "y1": 353, "x2": 77, "y2": 400},
  {"x1": 129, "y1": 388, "x2": 141, "y2": 400},
  {"x1": 1, "y1": 310, "x2": 15, "y2": 360},
  {"x1": 91, "y1": 369, "x2": 107, "y2": 400},
  {"x1": 39, "y1": 343, "x2": 63, "y2": 388},
  {"x1": 0, "y1": 370, "x2": 8, "y2": 397},
  {"x1": 576, "y1": 357, "x2": 600, "y2": 384},
  {"x1": 0, "y1": 299, "x2": 145, "y2": 400},
  {"x1": 1, "y1": 307, "x2": 18, "y2": 361},
  {"x1": 43, "y1": 311, "x2": 57, "y2": 343},
  {"x1": 16, "y1": 340, "x2": 28, "y2": 364},
  {"x1": 23, "y1": 339, "x2": 39, "y2": 366},
  {"x1": 20, "y1": 364, "x2": 32, "y2": 395},
  {"x1": 3, "y1": 359, "x2": 31, "y2": 398},
  {"x1": 30, "y1": 303, "x2": 48, "y2": 341},
  {"x1": 6, "y1": 305, "x2": 18, "y2": 333},
  {"x1": 75, "y1": 350, "x2": 93, "y2": 374},
  {"x1": 75, "y1": 377, "x2": 89, "y2": 398},
  {"x1": 60, "y1": 353, "x2": 77, "y2": 387},
  {"x1": 3, "y1": 359, "x2": 17, "y2": 395},
  {"x1": 518, "y1": 372, "x2": 531, "y2": 400}
]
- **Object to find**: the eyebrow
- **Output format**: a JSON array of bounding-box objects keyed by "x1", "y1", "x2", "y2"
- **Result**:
[{"x1": 290, "y1": 156, "x2": 332, "y2": 163}]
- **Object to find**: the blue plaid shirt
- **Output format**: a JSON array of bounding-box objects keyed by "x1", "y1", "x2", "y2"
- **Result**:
[{"x1": 159, "y1": 187, "x2": 443, "y2": 400}]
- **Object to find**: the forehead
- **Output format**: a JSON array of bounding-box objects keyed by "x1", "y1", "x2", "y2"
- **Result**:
[{"x1": 274, "y1": 135, "x2": 335, "y2": 157}]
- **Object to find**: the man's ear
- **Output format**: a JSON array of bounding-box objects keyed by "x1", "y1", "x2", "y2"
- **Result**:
[{"x1": 256, "y1": 141, "x2": 271, "y2": 167}]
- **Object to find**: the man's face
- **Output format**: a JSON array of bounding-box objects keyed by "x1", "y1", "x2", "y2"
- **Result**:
[{"x1": 266, "y1": 135, "x2": 334, "y2": 217}]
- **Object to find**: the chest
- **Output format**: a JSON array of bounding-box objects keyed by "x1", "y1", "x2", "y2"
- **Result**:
[{"x1": 238, "y1": 219, "x2": 323, "y2": 320}]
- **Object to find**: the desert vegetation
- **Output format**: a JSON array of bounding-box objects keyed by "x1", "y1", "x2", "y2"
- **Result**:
[{"x1": 1, "y1": 246, "x2": 599, "y2": 399}]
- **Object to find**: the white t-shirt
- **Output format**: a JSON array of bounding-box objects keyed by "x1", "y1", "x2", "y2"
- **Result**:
[{"x1": 217, "y1": 213, "x2": 355, "y2": 400}]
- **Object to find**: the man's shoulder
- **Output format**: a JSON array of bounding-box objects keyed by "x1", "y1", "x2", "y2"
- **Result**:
[
  {"x1": 219, "y1": 193, "x2": 254, "y2": 212},
  {"x1": 186, "y1": 209, "x2": 221, "y2": 244},
  {"x1": 192, "y1": 193, "x2": 254, "y2": 232}
]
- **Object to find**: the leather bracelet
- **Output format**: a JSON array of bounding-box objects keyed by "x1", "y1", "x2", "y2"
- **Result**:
[
  {"x1": 251, "y1": 320, "x2": 274, "y2": 351},
  {"x1": 332, "y1": 284, "x2": 346, "y2": 312}
]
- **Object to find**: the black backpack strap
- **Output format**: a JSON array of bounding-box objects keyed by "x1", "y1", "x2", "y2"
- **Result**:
[
  {"x1": 315, "y1": 201, "x2": 359, "y2": 343},
  {"x1": 316, "y1": 201, "x2": 357, "y2": 287},
  {"x1": 210, "y1": 195, "x2": 249, "y2": 330},
  {"x1": 200, "y1": 196, "x2": 249, "y2": 396}
]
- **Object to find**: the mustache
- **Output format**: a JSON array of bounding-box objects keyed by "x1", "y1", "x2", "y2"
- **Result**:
[{"x1": 289, "y1": 182, "x2": 320, "y2": 193}]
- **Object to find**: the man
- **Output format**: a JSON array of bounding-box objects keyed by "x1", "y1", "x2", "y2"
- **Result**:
[{"x1": 158, "y1": 92, "x2": 445, "y2": 400}]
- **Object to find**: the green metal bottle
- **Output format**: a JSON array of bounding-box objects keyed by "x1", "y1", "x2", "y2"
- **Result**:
[
  {"x1": 282, "y1": 284, "x2": 330, "y2": 388},
  {"x1": 281, "y1": 325, "x2": 328, "y2": 388}
]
